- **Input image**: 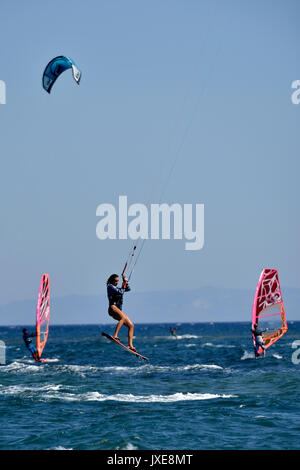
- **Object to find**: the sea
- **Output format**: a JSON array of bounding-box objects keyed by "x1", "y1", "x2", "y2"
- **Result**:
[{"x1": 0, "y1": 322, "x2": 299, "y2": 451}]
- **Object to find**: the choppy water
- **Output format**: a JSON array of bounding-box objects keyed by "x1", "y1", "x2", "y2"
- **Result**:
[{"x1": 0, "y1": 322, "x2": 299, "y2": 450}]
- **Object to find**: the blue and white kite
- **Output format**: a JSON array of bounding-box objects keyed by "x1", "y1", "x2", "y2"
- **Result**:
[{"x1": 42, "y1": 56, "x2": 81, "y2": 94}]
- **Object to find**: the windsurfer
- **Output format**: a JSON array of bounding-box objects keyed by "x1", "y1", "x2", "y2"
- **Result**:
[
  {"x1": 106, "y1": 274, "x2": 136, "y2": 352},
  {"x1": 170, "y1": 326, "x2": 178, "y2": 338},
  {"x1": 22, "y1": 328, "x2": 40, "y2": 361},
  {"x1": 251, "y1": 323, "x2": 268, "y2": 358}
]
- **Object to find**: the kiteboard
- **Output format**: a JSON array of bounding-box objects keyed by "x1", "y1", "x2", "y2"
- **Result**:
[{"x1": 102, "y1": 332, "x2": 148, "y2": 360}]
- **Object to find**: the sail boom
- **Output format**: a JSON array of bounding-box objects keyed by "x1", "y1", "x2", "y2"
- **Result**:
[{"x1": 259, "y1": 311, "x2": 282, "y2": 319}]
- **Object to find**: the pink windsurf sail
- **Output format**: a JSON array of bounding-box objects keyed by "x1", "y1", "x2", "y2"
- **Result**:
[
  {"x1": 36, "y1": 274, "x2": 50, "y2": 358},
  {"x1": 251, "y1": 268, "x2": 287, "y2": 354}
]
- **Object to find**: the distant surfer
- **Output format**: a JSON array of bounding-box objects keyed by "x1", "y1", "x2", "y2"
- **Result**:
[
  {"x1": 251, "y1": 323, "x2": 268, "y2": 358},
  {"x1": 106, "y1": 274, "x2": 136, "y2": 352},
  {"x1": 22, "y1": 328, "x2": 40, "y2": 361},
  {"x1": 170, "y1": 326, "x2": 178, "y2": 339}
]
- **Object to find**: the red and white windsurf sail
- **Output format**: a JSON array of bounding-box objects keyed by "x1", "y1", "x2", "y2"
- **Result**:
[
  {"x1": 252, "y1": 268, "x2": 287, "y2": 354},
  {"x1": 36, "y1": 274, "x2": 50, "y2": 358}
]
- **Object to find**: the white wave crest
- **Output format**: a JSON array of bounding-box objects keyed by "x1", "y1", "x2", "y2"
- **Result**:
[
  {"x1": 42, "y1": 391, "x2": 236, "y2": 403},
  {"x1": 241, "y1": 350, "x2": 255, "y2": 360},
  {"x1": 0, "y1": 383, "x2": 63, "y2": 396},
  {"x1": 0, "y1": 361, "x2": 41, "y2": 373}
]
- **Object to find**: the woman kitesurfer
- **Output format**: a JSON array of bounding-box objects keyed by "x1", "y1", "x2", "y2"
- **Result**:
[{"x1": 106, "y1": 274, "x2": 136, "y2": 352}]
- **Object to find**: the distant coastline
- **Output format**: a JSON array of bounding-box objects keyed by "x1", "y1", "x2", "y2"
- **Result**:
[{"x1": 0, "y1": 286, "x2": 299, "y2": 325}]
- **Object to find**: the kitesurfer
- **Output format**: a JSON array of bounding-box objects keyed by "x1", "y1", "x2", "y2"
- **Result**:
[
  {"x1": 170, "y1": 326, "x2": 178, "y2": 338},
  {"x1": 106, "y1": 274, "x2": 136, "y2": 352},
  {"x1": 251, "y1": 323, "x2": 268, "y2": 358},
  {"x1": 22, "y1": 328, "x2": 40, "y2": 361}
]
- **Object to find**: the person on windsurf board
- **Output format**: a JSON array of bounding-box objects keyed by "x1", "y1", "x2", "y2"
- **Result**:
[
  {"x1": 170, "y1": 326, "x2": 178, "y2": 338},
  {"x1": 251, "y1": 323, "x2": 269, "y2": 358},
  {"x1": 22, "y1": 328, "x2": 40, "y2": 361},
  {"x1": 106, "y1": 273, "x2": 137, "y2": 352}
]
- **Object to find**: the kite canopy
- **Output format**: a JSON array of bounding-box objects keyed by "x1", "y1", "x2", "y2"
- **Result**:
[{"x1": 42, "y1": 56, "x2": 81, "y2": 93}]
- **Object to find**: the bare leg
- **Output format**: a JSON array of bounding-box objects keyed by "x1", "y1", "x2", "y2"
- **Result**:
[
  {"x1": 109, "y1": 306, "x2": 135, "y2": 348},
  {"x1": 114, "y1": 317, "x2": 125, "y2": 339},
  {"x1": 33, "y1": 351, "x2": 39, "y2": 361},
  {"x1": 126, "y1": 319, "x2": 134, "y2": 349}
]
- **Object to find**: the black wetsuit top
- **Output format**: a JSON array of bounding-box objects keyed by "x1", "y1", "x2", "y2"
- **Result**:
[{"x1": 107, "y1": 283, "x2": 131, "y2": 310}]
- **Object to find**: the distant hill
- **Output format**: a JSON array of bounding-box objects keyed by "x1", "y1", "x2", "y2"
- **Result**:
[{"x1": 0, "y1": 286, "x2": 299, "y2": 326}]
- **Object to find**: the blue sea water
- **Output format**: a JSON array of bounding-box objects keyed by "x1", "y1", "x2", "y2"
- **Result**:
[{"x1": 0, "y1": 322, "x2": 299, "y2": 450}]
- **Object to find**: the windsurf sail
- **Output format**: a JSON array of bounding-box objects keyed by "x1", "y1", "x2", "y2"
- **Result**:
[
  {"x1": 252, "y1": 268, "x2": 287, "y2": 354},
  {"x1": 36, "y1": 274, "x2": 50, "y2": 358}
]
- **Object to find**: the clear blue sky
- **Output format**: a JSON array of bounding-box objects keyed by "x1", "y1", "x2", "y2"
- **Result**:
[{"x1": 0, "y1": 0, "x2": 299, "y2": 305}]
